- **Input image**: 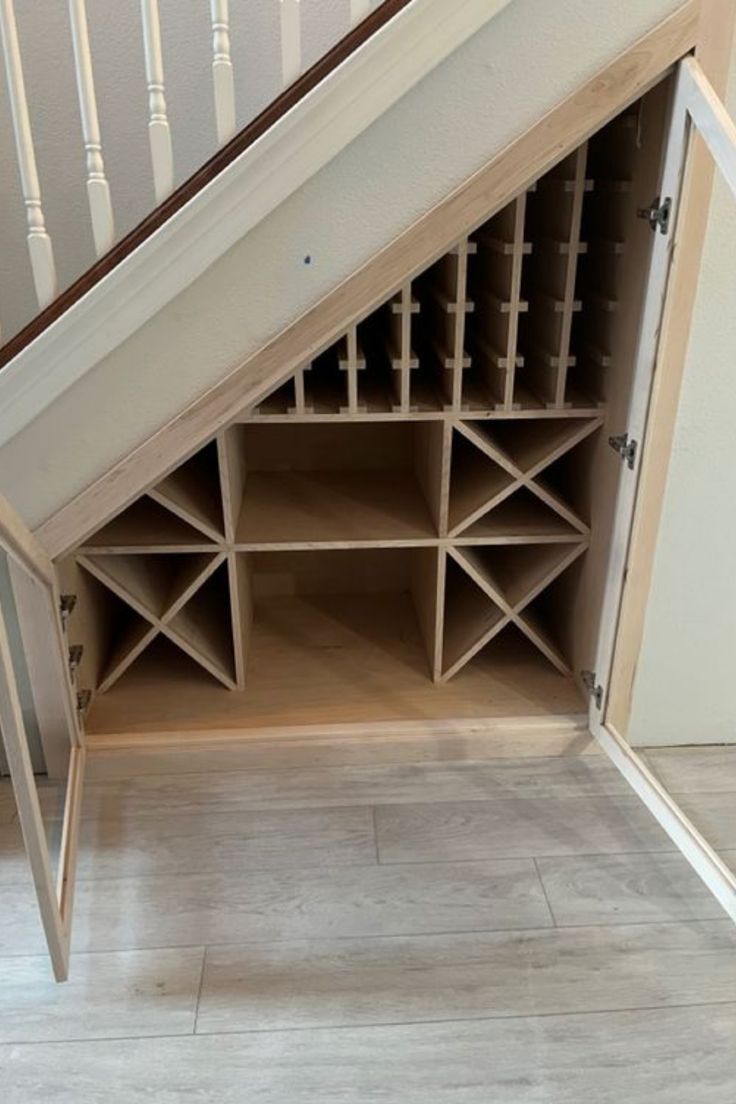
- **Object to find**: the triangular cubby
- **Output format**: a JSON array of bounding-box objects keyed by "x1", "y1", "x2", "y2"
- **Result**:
[
  {"x1": 148, "y1": 441, "x2": 226, "y2": 542},
  {"x1": 60, "y1": 91, "x2": 660, "y2": 738}
]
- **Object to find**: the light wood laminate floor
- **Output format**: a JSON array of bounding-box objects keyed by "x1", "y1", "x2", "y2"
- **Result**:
[{"x1": 1, "y1": 745, "x2": 736, "y2": 1102}]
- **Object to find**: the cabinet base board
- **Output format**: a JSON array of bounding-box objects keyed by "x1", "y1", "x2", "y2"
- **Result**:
[{"x1": 85, "y1": 713, "x2": 594, "y2": 779}]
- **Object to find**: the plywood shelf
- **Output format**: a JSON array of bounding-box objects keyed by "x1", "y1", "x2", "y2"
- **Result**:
[
  {"x1": 66, "y1": 90, "x2": 662, "y2": 733},
  {"x1": 235, "y1": 470, "x2": 438, "y2": 547},
  {"x1": 84, "y1": 592, "x2": 585, "y2": 739}
]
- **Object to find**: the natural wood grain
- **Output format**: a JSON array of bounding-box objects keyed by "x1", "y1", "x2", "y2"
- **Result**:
[
  {"x1": 235, "y1": 470, "x2": 437, "y2": 546},
  {"x1": 74, "y1": 806, "x2": 377, "y2": 878},
  {"x1": 0, "y1": 947, "x2": 203, "y2": 1043},
  {"x1": 0, "y1": 859, "x2": 553, "y2": 953},
  {"x1": 69, "y1": 753, "x2": 628, "y2": 821},
  {"x1": 78, "y1": 497, "x2": 217, "y2": 553},
  {"x1": 375, "y1": 791, "x2": 673, "y2": 864},
  {"x1": 644, "y1": 746, "x2": 736, "y2": 792},
  {"x1": 536, "y1": 850, "x2": 733, "y2": 926},
  {"x1": 149, "y1": 442, "x2": 225, "y2": 542},
  {"x1": 666, "y1": 791, "x2": 736, "y2": 852},
  {"x1": 83, "y1": 596, "x2": 584, "y2": 740},
  {"x1": 197, "y1": 920, "x2": 736, "y2": 1033},
  {"x1": 5, "y1": 1004, "x2": 736, "y2": 1103},
  {"x1": 82, "y1": 718, "x2": 596, "y2": 777}
]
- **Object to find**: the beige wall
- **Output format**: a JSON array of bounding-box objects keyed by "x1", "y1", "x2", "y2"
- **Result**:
[
  {"x1": 0, "y1": 0, "x2": 351, "y2": 341},
  {"x1": 0, "y1": 0, "x2": 684, "y2": 529},
  {"x1": 628, "y1": 24, "x2": 736, "y2": 747}
]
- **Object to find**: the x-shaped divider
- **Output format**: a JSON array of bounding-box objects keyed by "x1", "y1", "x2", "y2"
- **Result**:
[
  {"x1": 442, "y1": 541, "x2": 588, "y2": 681},
  {"x1": 77, "y1": 548, "x2": 233, "y2": 692},
  {"x1": 449, "y1": 416, "x2": 604, "y2": 537}
]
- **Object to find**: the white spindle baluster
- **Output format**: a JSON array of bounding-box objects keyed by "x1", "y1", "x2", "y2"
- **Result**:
[
  {"x1": 68, "y1": 0, "x2": 115, "y2": 256},
  {"x1": 210, "y1": 0, "x2": 235, "y2": 145},
  {"x1": 279, "y1": 0, "x2": 301, "y2": 87},
  {"x1": 140, "y1": 0, "x2": 173, "y2": 203},
  {"x1": 0, "y1": 0, "x2": 57, "y2": 308},
  {"x1": 350, "y1": 0, "x2": 372, "y2": 26}
]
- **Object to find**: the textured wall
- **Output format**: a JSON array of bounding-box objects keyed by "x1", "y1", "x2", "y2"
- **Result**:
[
  {"x1": 0, "y1": 0, "x2": 684, "y2": 529},
  {"x1": 628, "y1": 28, "x2": 736, "y2": 747}
]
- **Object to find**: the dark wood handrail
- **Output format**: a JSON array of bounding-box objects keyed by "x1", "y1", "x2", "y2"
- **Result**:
[{"x1": 0, "y1": 0, "x2": 414, "y2": 370}]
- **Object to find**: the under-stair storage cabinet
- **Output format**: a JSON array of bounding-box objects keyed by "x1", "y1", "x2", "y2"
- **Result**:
[{"x1": 55, "y1": 78, "x2": 676, "y2": 749}]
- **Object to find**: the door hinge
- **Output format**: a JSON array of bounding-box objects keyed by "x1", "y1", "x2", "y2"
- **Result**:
[
  {"x1": 76, "y1": 689, "x2": 92, "y2": 718},
  {"x1": 59, "y1": 593, "x2": 77, "y2": 629},
  {"x1": 68, "y1": 644, "x2": 84, "y2": 676},
  {"x1": 581, "y1": 670, "x2": 604, "y2": 710},
  {"x1": 609, "y1": 432, "x2": 638, "y2": 470},
  {"x1": 637, "y1": 196, "x2": 671, "y2": 235}
]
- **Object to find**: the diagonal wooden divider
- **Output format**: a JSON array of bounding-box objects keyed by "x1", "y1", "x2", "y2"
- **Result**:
[{"x1": 448, "y1": 416, "x2": 603, "y2": 537}]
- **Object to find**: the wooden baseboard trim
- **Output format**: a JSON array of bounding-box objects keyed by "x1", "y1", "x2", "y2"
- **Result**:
[{"x1": 84, "y1": 713, "x2": 594, "y2": 778}]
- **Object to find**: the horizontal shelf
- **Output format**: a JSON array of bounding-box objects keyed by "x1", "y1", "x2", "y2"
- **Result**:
[{"x1": 235, "y1": 470, "x2": 437, "y2": 546}]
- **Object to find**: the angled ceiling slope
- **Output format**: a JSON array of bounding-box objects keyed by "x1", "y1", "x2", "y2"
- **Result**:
[{"x1": 28, "y1": 3, "x2": 698, "y2": 560}]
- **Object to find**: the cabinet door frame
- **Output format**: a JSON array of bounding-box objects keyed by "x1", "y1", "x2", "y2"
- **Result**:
[
  {"x1": 591, "y1": 54, "x2": 736, "y2": 922},
  {"x1": 0, "y1": 493, "x2": 84, "y2": 982}
]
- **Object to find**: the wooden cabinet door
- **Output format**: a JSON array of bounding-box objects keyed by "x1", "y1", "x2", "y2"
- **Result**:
[
  {"x1": 589, "y1": 56, "x2": 736, "y2": 925},
  {"x1": 0, "y1": 493, "x2": 84, "y2": 981}
]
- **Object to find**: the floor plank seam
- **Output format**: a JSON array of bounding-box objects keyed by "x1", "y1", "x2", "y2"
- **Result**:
[
  {"x1": 370, "y1": 806, "x2": 381, "y2": 864},
  {"x1": 4, "y1": 1000, "x2": 736, "y2": 1050},
  {"x1": 192, "y1": 947, "x2": 208, "y2": 1036},
  {"x1": 532, "y1": 856, "x2": 559, "y2": 927},
  {"x1": 3, "y1": 914, "x2": 734, "y2": 967},
  {"x1": 190, "y1": 999, "x2": 736, "y2": 1037}
]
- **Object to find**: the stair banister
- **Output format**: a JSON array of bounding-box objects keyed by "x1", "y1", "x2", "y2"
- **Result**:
[
  {"x1": 68, "y1": 0, "x2": 115, "y2": 257},
  {"x1": 351, "y1": 0, "x2": 373, "y2": 24},
  {"x1": 280, "y1": 0, "x2": 302, "y2": 86},
  {"x1": 0, "y1": 0, "x2": 57, "y2": 311},
  {"x1": 210, "y1": 0, "x2": 236, "y2": 146},
  {"x1": 140, "y1": 0, "x2": 174, "y2": 203}
]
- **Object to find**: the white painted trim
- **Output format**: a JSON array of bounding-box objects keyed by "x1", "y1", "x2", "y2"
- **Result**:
[
  {"x1": 0, "y1": 0, "x2": 513, "y2": 445},
  {"x1": 681, "y1": 55, "x2": 736, "y2": 196},
  {"x1": 592, "y1": 55, "x2": 736, "y2": 925},
  {"x1": 595, "y1": 721, "x2": 736, "y2": 922}
]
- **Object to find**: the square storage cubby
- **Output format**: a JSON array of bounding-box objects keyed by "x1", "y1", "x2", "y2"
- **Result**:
[{"x1": 230, "y1": 422, "x2": 443, "y2": 546}]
